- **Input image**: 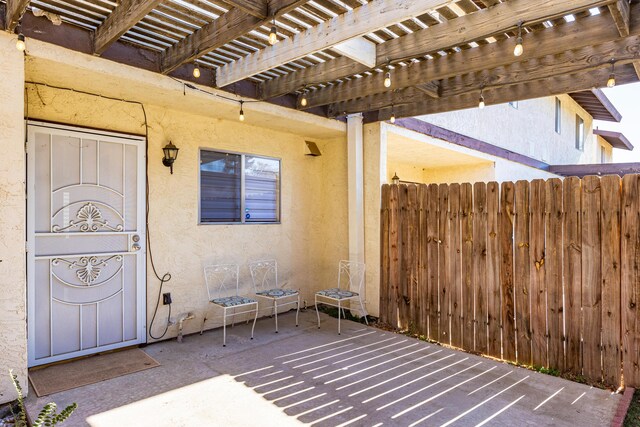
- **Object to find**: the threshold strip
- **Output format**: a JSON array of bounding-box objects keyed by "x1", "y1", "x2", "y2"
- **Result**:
[
  {"x1": 474, "y1": 395, "x2": 525, "y2": 427},
  {"x1": 533, "y1": 387, "x2": 564, "y2": 411},
  {"x1": 362, "y1": 357, "x2": 468, "y2": 402},
  {"x1": 392, "y1": 367, "x2": 496, "y2": 418},
  {"x1": 274, "y1": 331, "x2": 376, "y2": 359},
  {"x1": 439, "y1": 375, "x2": 530, "y2": 427},
  {"x1": 408, "y1": 408, "x2": 444, "y2": 427}
]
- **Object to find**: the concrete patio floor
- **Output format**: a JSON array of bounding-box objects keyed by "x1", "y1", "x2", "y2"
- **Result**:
[{"x1": 26, "y1": 310, "x2": 620, "y2": 426}]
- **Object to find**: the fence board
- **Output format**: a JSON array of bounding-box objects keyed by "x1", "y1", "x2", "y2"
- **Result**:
[
  {"x1": 530, "y1": 179, "x2": 547, "y2": 367},
  {"x1": 450, "y1": 184, "x2": 463, "y2": 348},
  {"x1": 474, "y1": 182, "x2": 488, "y2": 354},
  {"x1": 487, "y1": 182, "x2": 502, "y2": 358},
  {"x1": 427, "y1": 184, "x2": 440, "y2": 340},
  {"x1": 399, "y1": 185, "x2": 409, "y2": 329},
  {"x1": 500, "y1": 182, "x2": 516, "y2": 362},
  {"x1": 439, "y1": 184, "x2": 451, "y2": 344},
  {"x1": 546, "y1": 178, "x2": 564, "y2": 371},
  {"x1": 601, "y1": 175, "x2": 621, "y2": 388},
  {"x1": 582, "y1": 175, "x2": 602, "y2": 382},
  {"x1": 380, "y1": 184, "x2": 391, "y2": 325},
  {"x1": 418, "y1": 185, "x2": 429, "y2": 335},
  {"x1": 622, "y1": 174, "x2": 640, "y2": 387},
  {"x1": 514, "y1": 180, "x2": 532, "y2": 365},
  {"x1": 461, "y1": 183, "x2": 474, "y2": 352},
  {"x1": 563, "y1": 177, "x2": 582, "y2": 374},
  {"x1": 388, "y1": 184, "x2": 400, "y2": 328},
  {"x1": 407, "y1": 185, "x2": 420, "y2": 331}
]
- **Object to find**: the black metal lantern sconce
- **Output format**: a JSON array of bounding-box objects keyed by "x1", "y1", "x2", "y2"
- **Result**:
[{"x1": 162, "y1": 142, "x2": 179, "y2": 174}]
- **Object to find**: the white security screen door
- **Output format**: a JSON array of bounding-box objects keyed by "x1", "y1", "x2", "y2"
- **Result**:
[{"x1": 27, "y1": 122, "x2": 146, "y2": 367}]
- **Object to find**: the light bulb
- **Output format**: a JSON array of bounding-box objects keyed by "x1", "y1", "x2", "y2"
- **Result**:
[
  {"x1": 479, "y1": 95, "x2": 485, "y2": 109},
  {"x1": 607, "y1": 73, "x2": 616, "y2": 88},
  {"x1": 390, "y1": 113, "x2": 396, "y2": 124},
  {"x1": 268, "y1": 26, "x2": 278, "y2": 45},
  {"x1": 384, "y1": 72, "x2": 391, "y2": 88},
  {"x1": 513, "y1": 37, "x2": 523, "y2": 57},
  {"x1": 300, "y1": 95, "x2": 308, "y2": 107},
  {"x1": 239, "y1": 109, "x2": 245, "y2": 121},
  {"x1": 193, "y1": 65, "x2": 200, "y2": 78},
  {"x1": 16, "y1": 34, "x2": 25, "y2": 52}
]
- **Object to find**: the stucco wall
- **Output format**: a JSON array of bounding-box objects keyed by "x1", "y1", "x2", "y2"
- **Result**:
[
  {"x1": 24, "y1": 82, "x2": 348, "y2": 343},
  {"x1": 0, "y1": 32, "x2": 27, "y2": 403},
  {"x1": 421, "y1": 95, "x2": 597, "y2": 165}
]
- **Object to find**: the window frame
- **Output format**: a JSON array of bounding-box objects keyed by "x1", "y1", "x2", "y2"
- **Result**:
[
  {"x1": 554, "y1": 97, "x2": 562, "y2": 134},
  {"x1": 575, "y1": 115, "x2": 585, "y2": 151},
  {"x1": 198, "y1": 148, "x2": 281, "y2": 225}
]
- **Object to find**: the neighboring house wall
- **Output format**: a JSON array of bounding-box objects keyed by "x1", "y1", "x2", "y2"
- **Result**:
[
  {"x1": 0, "y1": 32, "x2": 27, "y2": 402},
  {"x1": 598, "y1": 136, "x2": 614, "y2": 163},
  {"x1": 421, "y1": 94, "x2": 597, "y2": 165}
]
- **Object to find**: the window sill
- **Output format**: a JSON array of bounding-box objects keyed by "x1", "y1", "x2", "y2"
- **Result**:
[{"x1": 198, "y1": 221, "x2": 282, "y2": 226}]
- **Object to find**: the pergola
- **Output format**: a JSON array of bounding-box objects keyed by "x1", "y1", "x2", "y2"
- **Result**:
[{"x1": 2, "y1": 0, "x2": 638, "y2": 122}]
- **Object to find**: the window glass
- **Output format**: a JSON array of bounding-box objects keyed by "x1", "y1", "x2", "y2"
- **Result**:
[
  {"x1": 575, "y1": 116, "x2": 585, "y2": 150},
  {"x1": 555, "y1": 98, "x2": 561, "y2": 134}
]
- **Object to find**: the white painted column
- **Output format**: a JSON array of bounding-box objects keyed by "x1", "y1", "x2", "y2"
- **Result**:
[
  {"x1": 0, "y1": 32, "x2": 27, "y2": 402},
  {"x1": 347, "y1": 114, "x2": 365, "y2": 316}
]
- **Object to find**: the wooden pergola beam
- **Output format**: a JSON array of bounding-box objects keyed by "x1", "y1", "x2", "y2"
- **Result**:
[
  {"x1": 609, "y1": 0, "x2": 631, "y2": 36},
  {"x1": 223, "y1": 0, "x2": 268, "y2": 19},
  {"x1": 329, "y1": 34, "x2": 640, "y2": 117},
  {"x1": 93, "y1": 0, "x2": 163, "y2": 55},
  {"x1": 304, "y1": 11, "x2": 629, "y2": 110},
  {"x1": 5, "y1": 0, "x2": 30, "y2": 32},
  {"x1": 216, "y1": 0, "x2": 449, "y2": 87},
  {"x1": 161, "y1": 0, "x2": 307, "y2": 74},
  {"x1": 261, "y1": 0, "x2": 613, "y2": 100},
  {"x1": 362, "y1": 64, "x2": 638, "y2": 123}
]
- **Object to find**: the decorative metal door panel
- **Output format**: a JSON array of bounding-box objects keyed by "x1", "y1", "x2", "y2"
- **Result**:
[{"x1": 27, "y1": 122, "x2": 146, "y2": 366}]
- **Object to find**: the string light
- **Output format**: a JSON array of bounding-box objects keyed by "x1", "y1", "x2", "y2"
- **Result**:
[
  {"x1": 239, "y1": 100, "x2": 245, "y2": 121},
  {"x1": 193, "y1": 63, "x2": 200, "y2": 78},
  {"x1": 16, "y1": 33, "x2": 25, "y2": 52},
  {"x1": 268, "y1": 17, "x2": 278, "y2": 45},
  {"x1": 513, "y1": 21, "x2": 524, "y2": 57},
  {"x1": 607, "y1": 59, "x2": 616, "y2": 88},
  {"x1": 384, "y1": 63, "x2": 392, "y2": 88},
  {"x1": 390, "y1": 104, "x2": 396, "y2": 123},
  {"x1": 478, "y1": 86, "x2": 485, "y2": 109},
  {"x1": 300, "y1": 88, "x2": 308, "y2": 107}
]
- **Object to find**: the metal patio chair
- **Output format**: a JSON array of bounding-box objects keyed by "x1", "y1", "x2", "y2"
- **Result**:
[
  {"x1": 315, "y1": 260, "x2": 368, "y2": 334},
  {"x1": 201, "y1": 263, "x2": 258, "y2": 346},
  {"x1": 249, "y1": 259, "x2": 300, "y2": 333}
]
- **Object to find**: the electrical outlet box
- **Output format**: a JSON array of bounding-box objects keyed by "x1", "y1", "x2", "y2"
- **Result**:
[{"x1": 163, "y1": 293, "x2": 172, "y2": 305}]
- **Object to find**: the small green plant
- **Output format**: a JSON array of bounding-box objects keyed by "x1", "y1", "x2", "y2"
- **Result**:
[
  {"x1": 533, "y1": 366, "x2": 560, "y2": 377},
  {"x1": 10, "y1": 370, "x2": 77, "y2": 427}
]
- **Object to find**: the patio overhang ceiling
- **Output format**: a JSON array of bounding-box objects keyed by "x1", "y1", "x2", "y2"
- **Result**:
[{"x1": 3, "y1": 0, "x2": 640, "y2": 123}]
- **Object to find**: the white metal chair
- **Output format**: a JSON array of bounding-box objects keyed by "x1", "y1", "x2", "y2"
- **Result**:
[
  {"x1": 249, "y1": 259, "x2": 300, "y2": 333},
  {"x1": 201, "y1": 263, "x2": 258, "y2": 346},
  {"x1": 315, "y1": 260, "x2": 368, "y2": 334}
]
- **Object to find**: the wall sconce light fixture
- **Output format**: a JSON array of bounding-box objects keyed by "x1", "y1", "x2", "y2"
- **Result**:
[
  {"x1": 392, "y1": 172, "x2": 400, "y2": 185},
  {"x1": 162, "y1": 141, "x2": 179, "y2": 174}
]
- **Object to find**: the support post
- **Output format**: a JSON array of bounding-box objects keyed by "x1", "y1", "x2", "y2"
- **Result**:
[{"x1": 347, "y1": 114, "x2": 365, "y2": 316}]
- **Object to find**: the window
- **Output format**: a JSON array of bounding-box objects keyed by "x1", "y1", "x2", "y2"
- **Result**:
[
  {"x1": 554, "y1": 98, "x2": 561, "y2": 134},
  {"x1": 199, "y1": 149, "x2": 280, "y2": 224},
  {"x1": 575, "y1": 115, "x2": 585, "y2": 150}
]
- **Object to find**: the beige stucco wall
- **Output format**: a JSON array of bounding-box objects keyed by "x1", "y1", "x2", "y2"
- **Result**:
[
  {"x1": 24, "y1": 83, "x2": 348, "y2": 341},
  {"x1": 421, "y1": 94, "x2": 597, "y2": 165},
  {"x1": 0, "y1": 32, "x2": 27, "y2": 402}
]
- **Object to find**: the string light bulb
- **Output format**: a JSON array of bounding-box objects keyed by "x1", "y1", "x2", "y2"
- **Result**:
[
  {"x1": 607, "y1": 59, "x2": 616, "y2": 88},
  {"x1": 268, "y1": 17, "x2": 278, "y2": 45},
  {"x1": 300, "y1": 89, "x2": 308, "y2": 107},
  {"x1": 239, "y1": 101, "x2": 245, "y2": 121},
  {"x1": 16, "y1": 33, "x2": 26, "y2": 52},
  {"x1": 478, "y1": 87, "x2": 486, "y2": 109},
  {"x1": 390, "y1": 104, "x2": 396, "y2": 123},
  {"x1": 193, "y1": 63, "x2": 201, "y2": 78},
  {"x1": 513, "y1": 21, "x2": 524, "y2": 57}
]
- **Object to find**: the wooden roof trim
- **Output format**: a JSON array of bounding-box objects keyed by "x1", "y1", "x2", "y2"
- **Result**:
[
  {"x1": 569, "y1": 88, "x2": 623, "y2": 122},
  {"x1": 594, "y1": 129, "x2": 634, "y2": 150}
]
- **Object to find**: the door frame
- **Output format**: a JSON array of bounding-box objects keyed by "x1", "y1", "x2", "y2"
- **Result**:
[{"x1": 26, "y1": 120, "x2": 147, "y2": 367}]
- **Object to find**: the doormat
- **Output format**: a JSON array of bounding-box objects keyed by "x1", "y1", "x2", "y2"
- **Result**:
[{"x1": 28, "y1": 348, "x2": 160, "y2": 397}]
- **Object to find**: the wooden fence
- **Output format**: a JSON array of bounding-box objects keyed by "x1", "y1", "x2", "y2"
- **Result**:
[{"x1": 379, "y1": 175, "x2": 640, "y2": 388}]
